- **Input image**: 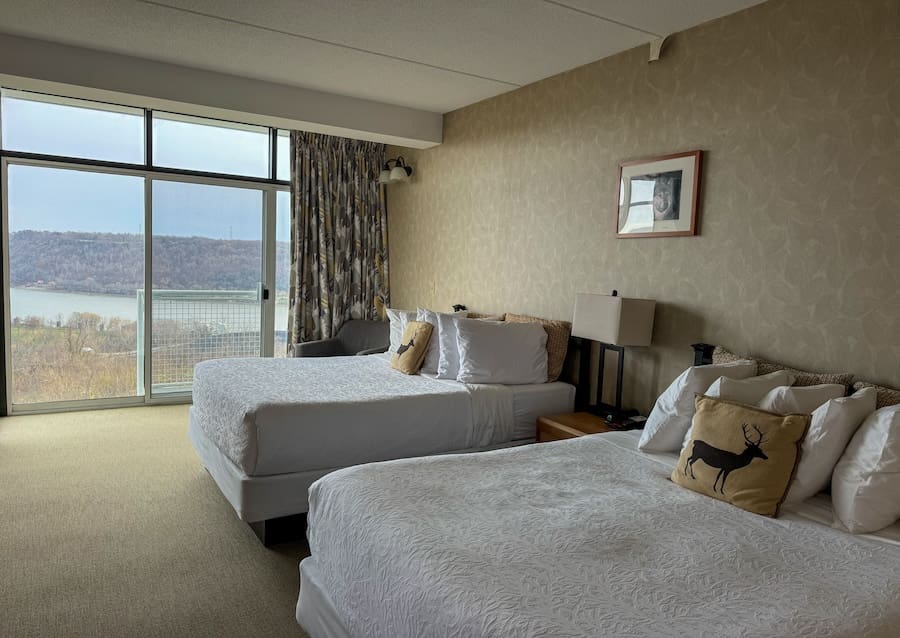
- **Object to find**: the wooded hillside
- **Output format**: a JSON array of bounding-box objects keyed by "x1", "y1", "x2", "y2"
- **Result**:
[{"x1": 9, "y1": 230, "x2": 290, "y2": 295}]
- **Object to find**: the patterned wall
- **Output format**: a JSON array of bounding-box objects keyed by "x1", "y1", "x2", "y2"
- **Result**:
[{"x1": 387, "y1": 0, "x2": 900, "y2": 413}]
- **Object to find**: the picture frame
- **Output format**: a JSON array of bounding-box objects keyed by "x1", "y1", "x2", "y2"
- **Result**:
[{"x1": 615, "y1": 150, "x2": 702, "y2": 238}]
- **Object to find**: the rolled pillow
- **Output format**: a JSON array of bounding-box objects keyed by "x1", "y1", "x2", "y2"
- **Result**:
[
  {"x1": 757, "y1": 384, "x2": 846, "y2": 414},
  {"x1": 784, "y1": 387, "x2": 877, "y2": 505},
  {"x1": 831, "y1": 405, "x2": 900, "y2": 533},
  {"x1": 456, "y1": 319, "x2": 547, "y2": 385},
  {"x1": 680, "y1": 370, "x2": 796, "y2": 451},
  {"x1": 639, "y1": 360, "x2": 757, "y2": 453}
]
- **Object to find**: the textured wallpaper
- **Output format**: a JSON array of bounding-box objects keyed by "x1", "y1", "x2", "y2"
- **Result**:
[{"x1": 387, "y1": 0, "x2": 900, "y2": 413}]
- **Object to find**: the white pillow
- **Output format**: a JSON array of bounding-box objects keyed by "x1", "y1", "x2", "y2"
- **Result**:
[
  {"x1": 680, "y1": 370, "x2": 795, "y2": 450},
  {"x1": 386, "y1": 308, "x2": 416, "y2": 354},
  {"x1": 784, "y1": 387, "x2": 877, "y2": 505},
  {"x1": 416, "y1": 308, "x2": 442, "y2": 373},
  {"x1": 435, "y1": 314, "x2": 464, "y2": 379},
  {"x1": 831, "y1": 404, "x2": 900, "y2": 533},
  {"x1": 757, "y1": 384, "x2": 846, "y2": 414},
  {"x1": 638, "y1": 360, "x2": 757, "y2": 453},
  {"x1": 456, "y1": 319, "x2": 547, "y2": 385}
]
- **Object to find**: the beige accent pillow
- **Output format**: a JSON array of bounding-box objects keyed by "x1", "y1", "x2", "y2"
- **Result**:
[
  {"x1": 711, "y1": 347, "x2": 853, "y2": 388},
  {"x1": 466, "y1": 312, "x2": 505, "y2": 321},
  {"x1": 852, "y1": 381, "x2": 900, "y2": 409},
  {"x1": 390, "y1": 321, "x2": 433, "y2": 375},
  {"x1": 755, "y1": 360, "x2": 853, "y2": 388},
  {"x1": 711, "y1": 346, "x2": 746, "y2": 365},
  {"x1": 672, "y1": 396, "x2": 810, "y2": 517},
  {"x1": 504, "y1": 313, "x2": 570, "y2": 382}
]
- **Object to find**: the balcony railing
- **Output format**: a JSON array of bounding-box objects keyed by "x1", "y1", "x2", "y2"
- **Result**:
[{"x1": 137, "y1": 289, "x2": 262, "y2": 394}]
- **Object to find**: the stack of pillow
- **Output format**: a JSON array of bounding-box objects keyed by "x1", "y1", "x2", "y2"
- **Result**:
[
  {"x1": 384, "y1": 307, "x2": 570, "y2": 385},
  {"x1": 638, "y1": 349, "x2": 900, "y2": 534}
]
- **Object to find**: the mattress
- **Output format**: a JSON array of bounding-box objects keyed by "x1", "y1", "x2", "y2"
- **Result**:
[
  {"x1": 193, "y1": 354, "x2": 574, "y2": 477},
  {"x1": 509, "y1": 381, "x2": 575, "y2": 440},
  {"x1": 303, "y1": 431, "x2": 900, "y2": 638}
]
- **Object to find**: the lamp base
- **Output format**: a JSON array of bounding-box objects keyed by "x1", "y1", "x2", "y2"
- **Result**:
[{"x1": 589, "y1": 402, "x2": 640, "y2": 427}]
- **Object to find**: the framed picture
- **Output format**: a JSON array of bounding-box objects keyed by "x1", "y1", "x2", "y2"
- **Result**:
[{"x1": 615, "y1": 150, "x2": 702, "y2": 238}]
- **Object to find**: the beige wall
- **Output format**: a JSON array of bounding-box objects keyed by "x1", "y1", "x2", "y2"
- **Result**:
[{"x1": 387, "y1": 0, "x2": 900, "y2": 413}]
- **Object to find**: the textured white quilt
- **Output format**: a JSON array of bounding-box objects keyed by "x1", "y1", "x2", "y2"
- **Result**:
[
  {"x1": 306, "y1": 434, "x2": 900, "y2": 638},
  {"x1": 192, "y1": 355, "x2": 513, "y2": 476}
]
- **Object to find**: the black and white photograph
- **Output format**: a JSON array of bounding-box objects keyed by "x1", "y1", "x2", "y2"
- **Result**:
[{"x1": 616, "y1": 151, "x2": 702, "y2": 237}]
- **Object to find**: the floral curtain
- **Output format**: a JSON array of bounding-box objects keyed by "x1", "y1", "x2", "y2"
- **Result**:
[{"x1": 287, "y1": 131, "x2": 390, "y2": 350}]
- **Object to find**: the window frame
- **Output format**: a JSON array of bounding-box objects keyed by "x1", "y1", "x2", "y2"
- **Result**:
[
  {"x1": 0, "y1": 88, "x2": 291, "y2": 415},
  {"x1": 0, "y1": 87, "x2": 290, "y2": 186}
]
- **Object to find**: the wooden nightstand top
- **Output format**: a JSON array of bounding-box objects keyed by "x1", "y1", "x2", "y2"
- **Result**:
[{"x1": 536, "y1": 412, "x2": 614, "y2": 442}]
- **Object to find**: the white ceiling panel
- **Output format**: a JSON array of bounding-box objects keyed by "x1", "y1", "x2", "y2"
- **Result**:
[
  {"x1": 551, "y1": 0, "x2": 769, "y2": 37},
  {"x1": 150, "y1": 0, "x2": 652, "y2": 85},
  {"x1": 0, "y1": 0, "x2": 770, "y2": 114},
  {"x1": 0, "y1": 0, "x2": 511, "y2": 112}
]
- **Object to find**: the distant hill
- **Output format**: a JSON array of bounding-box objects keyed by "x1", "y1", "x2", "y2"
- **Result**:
[{"x1": 9, "y1": 230, "x2": 290, "y2": 296}]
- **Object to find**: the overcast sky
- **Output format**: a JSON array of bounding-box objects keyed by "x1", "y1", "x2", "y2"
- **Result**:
[{"x1": 3, "y1": 94, "x2": 289, "y2": 241}]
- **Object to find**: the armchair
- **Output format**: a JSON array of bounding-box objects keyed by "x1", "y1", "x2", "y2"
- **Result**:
[{"x1": 291, "y1": 319, "x2": 390, "y2": 358}]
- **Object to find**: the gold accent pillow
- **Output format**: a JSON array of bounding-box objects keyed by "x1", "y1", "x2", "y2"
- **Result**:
[
  {"x1": 390, "y1": 321, "x2": 434, "y2": 375},
  {"x1": 672, "y1": 396, "x2": 810, "y2": 517},
  {"x1": 504, "y1": 313, "x2": 570, "y2": 382}
]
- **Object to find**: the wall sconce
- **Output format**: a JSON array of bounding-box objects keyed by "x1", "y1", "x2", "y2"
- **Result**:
[{"x1": 378, "y1": 157, "x2": 413, "y2": 184}]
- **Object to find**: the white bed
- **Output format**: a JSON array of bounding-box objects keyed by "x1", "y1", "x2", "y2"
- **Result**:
[
  {"x1": 189, "y1": 353, "x2": 574, "y2": 523},
  {"x1": 297, "y1": 430, "x2": 900, "y2": 638}
]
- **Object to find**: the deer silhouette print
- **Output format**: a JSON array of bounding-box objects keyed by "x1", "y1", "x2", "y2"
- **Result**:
[
  {"x1": 396, "y1": 336, "x2": 415, "y2": 356},
  {"x1": 684, "y1": 424, "x2": 768, "y2": 494}
]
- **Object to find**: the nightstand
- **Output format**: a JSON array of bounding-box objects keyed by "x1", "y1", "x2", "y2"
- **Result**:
[{"x1": 536, "y1": 412, "x2": 616, "y2": 443}]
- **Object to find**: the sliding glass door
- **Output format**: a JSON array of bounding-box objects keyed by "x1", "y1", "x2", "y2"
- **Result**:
[
  {"x1": 5, "y1": 164, "x2": 145, "y2": 406},
  {"x1": 149, "y1": 180, "x2": 265, "y2": 394}
]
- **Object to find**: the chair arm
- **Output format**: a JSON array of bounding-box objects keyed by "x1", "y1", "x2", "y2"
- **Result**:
[
  {"x1": 356, "y1": 346, "x2": 389, "y2": 356},
  {"x1": 292, "y1": 338, "x2": 344, "y2": 357}
]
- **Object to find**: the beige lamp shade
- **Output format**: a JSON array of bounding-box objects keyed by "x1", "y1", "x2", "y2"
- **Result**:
[{"x1": 571, "y1": 293, "x2": 656, "y2": 346}]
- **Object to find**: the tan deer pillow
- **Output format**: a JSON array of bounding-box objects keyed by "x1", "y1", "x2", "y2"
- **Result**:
[
  {"x1": 672, "y1": 395, "x2": 810, "y2": 517},
  {"x1": 390, "y1": 321, "x2": 434, "y2": 375}
]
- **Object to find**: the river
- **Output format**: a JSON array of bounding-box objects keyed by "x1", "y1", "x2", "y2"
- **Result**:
[{"x1": 9, "y1": 287, "x2": 289, "y2": 330}]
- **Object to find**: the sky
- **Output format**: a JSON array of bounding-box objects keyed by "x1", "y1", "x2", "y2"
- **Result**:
[{"x1": 3, "y1": 93, "x2": 290, "y2": 241}]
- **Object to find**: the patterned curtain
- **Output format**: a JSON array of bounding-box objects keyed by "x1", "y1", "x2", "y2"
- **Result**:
[{"x1": 287, "y1": 131, "x2": 390, "y2": 350}]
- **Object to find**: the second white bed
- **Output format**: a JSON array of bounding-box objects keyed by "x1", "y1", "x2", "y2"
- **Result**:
[
  {"x1": 189, "y1": 353, "x2": 574, "y2": 522},
  {"x1": 298, "y1": 430, "x2": 900, "y2": 637}
]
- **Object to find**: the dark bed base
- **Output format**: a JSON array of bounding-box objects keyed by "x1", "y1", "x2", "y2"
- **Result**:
[{"x1": 249, "y1": 513, "x2": 308, "y2": 547}]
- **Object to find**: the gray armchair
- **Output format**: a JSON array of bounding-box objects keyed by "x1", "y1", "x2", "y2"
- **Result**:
[{"x1": 291, "y1": 319, "x2": 390, "y2": 357}]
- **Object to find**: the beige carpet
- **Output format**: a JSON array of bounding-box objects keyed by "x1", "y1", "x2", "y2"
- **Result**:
[{"x1": 0, "y1": 405, "x2": 310, "y2": 638}]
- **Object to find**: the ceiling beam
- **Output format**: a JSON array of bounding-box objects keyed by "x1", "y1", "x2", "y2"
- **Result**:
[{"x1": 0, "y1": 33, "x2": 443, "y2": 148}]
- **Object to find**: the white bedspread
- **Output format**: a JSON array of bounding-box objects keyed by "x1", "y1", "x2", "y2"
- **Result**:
[
  {"x1": 192, "y1": 355, "x2": 513, "y2": 476},
  {"x1": 306, "y1": 433, "x2": 900, "y2": 638}
]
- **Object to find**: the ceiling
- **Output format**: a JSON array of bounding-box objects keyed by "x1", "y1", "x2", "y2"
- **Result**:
[{"x1": 0, "y1": 0, "x2": 768, "y2": 114}]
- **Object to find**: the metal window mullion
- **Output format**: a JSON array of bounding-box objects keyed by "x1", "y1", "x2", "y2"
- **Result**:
[
  {"x1": 270, "y1": 128, "x2": 277, "y2": 182},
  {"x1": 261, "y1": 187, "x2": 277, "y2": 358},
  {"x1": 1, "y1": 158, "x2": 12, "y2": 415},
  {"x1": 143, "y1": 176, "x2": 153, "y2": 401},
  {"x1": 145, "y1": 109, "x2": 153, "y2": 169}
]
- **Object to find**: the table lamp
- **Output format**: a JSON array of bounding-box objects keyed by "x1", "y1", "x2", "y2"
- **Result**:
[{"x1": 571, "y1": 291, "x2": 656, "y2": 423}]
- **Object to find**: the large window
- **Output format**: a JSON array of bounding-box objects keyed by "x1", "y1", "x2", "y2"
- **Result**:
[
  {"x1": 7, "y1": 165, "x2": 145, "y2": 403},
  {"x1": 152, "y1": 112, "x2": 271, "y2": 178},
  {"x1": 1, "y1": 88, "x2": 289, "y2": 411},
  {"x1": 1, "y1": 90, "x2": 145, "y2": 164}
]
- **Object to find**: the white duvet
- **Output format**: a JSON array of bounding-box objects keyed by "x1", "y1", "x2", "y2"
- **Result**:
[
  {"x1": 192, "y1": 355, "x2": 513, "y2": 476},
  {"x1": 306, "y1": 433, "x2": 900, "y2": 638}
]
